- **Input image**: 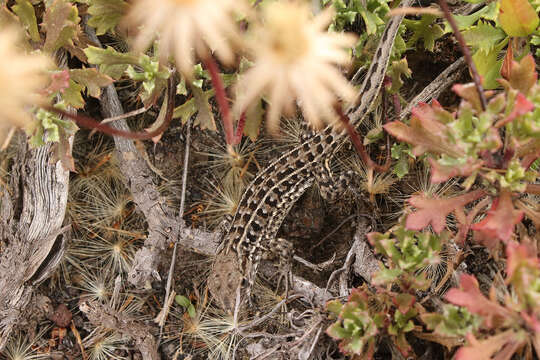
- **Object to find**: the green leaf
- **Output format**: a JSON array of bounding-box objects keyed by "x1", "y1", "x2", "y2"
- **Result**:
[
  {"x1": 172, "y1": 87, "x2": 217, "y2": 131},
  {"x1": 187, "y1": 304, "x2": 196, "y2": 319},
  {"x1": 63, "y1": 79, "x2": 85, "y2": 108},
  {"x1": 393, "y1": 156, "x2": 409, "y2": 179},
  {"x1": 12, "y1": 0, "x2": 40, "y2": 42},
  {"x1": 387, "y1": 58, "x2": 412, "y2": 94},
  {"x1": 326, "y1": 300, "x2": 344, "y2": 317},
  {"x1": 358, "y1": 3, "x2": 384, "y2": 35},
  {"x1": 451, "y1": 2, "x2": 499, "y2": 31},
  {"x1": 472, "y1": 40, "x2": 506, "y2": 90},
  {"x1": 372, "y1": 267, "x2": 402, "y2": 285},
  {"x1": 42, "y1": 0, "x2": 80, "y2": 54},
  {"x1": 498, "y1": 0, "x2": 539, "y2": 36},
  {"x1": 69, "y1": 68, "x2": 113, "y2": 98},
  {"x1": 462, "y1": 21, "x2": 507, "y2": 53},
  {"x1": 327, "y1": 322, "x2": 349, "y2": 339},
  {"x1": 403, "y1": 15, "x2": 444, "y2": 51},
  {"x1": 244, "y1": 99, "x2": 264, "y2": 141},
  {"x1": 87, "y1": 0, "x2": 128, "y2": 35},
  {"x1": 84, "y1": 46, "x2": 140, "y2": 79},
  {"x1": 174, "y1": 295, "x2": 191, "y2": 308}
]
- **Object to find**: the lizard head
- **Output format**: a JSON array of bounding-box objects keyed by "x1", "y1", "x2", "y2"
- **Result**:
[{"x1": 207, "y1": 252, "x2": 246, "y2": 313}]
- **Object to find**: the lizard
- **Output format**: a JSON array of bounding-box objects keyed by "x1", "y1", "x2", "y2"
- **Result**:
[{"x1": 208, "y1": 0, "x2": 414, "y2": 312}]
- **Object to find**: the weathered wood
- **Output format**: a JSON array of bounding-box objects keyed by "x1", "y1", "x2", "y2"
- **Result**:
[{"x1": 0, "y1": 138, "x2": 69, "y2": 350}]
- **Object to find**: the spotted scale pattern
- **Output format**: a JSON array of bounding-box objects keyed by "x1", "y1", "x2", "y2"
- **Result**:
[{"x1": 209, "y1": 0, "x2": 413, "y2": 312}]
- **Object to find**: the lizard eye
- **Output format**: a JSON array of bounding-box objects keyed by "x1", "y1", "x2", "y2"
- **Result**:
[{"x1": 240, "y1": 277, "x2": 248, "y2": 288}]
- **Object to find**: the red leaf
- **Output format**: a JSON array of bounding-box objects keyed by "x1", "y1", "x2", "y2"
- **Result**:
[
  {"x1": 495, "y1": 92, "x2": 534, "y2": 128},
  {"x1": 406, "y1": 190, "x2": 486, "y2": 233},
  {"x1": 384, "y1": 101, "x2": 463, "y2": 158},
  {"x1": 429, "y1": 157, "x2": 484, "y2": 183},
  {"x1": 505, "y1": 242, "x2": 539, "y2": 281},
  {"x1": 471, "y1": 190, "x2": 523, "y2": 246},
  {"x1": 43, "y1": 70, "x2": 70, "y2": 96},
  {"x1": 446, "y1": 274, "x2": 511, "y2": 327},
  {"x1": 455, "y1": 331, "x2": 525, "y2": 360}
]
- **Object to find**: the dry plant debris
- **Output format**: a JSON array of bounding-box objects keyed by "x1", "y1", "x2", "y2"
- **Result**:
[{"x1": 0, "y1": 0, "x2": 538, "y2": 359}]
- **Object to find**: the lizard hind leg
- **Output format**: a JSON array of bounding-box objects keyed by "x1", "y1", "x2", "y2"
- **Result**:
[
  {"x1": 314, "y1": 160, "x2": 355, "y2": 202},
  {"x1": 265, "y1": 237, "x2": 295, "y2": 298}
]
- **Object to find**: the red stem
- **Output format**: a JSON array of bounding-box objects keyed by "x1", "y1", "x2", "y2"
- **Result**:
[
  {"x1": 204, "y1": 56, "x2": 235, "y2": 145},
  {"x1": 233, "y1": 111, "x2": 247, "y2": 145},
  {"x1": 336, "y1": 106, "x2": 390, "y2": 173},
  {"x1": 49, "y1": 77, "x2": 175, "y2": 140}
]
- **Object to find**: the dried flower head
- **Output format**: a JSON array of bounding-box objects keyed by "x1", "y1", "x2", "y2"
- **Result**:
[
  {"x1": 233, "y1": 2, "x2": 357, "y2": 133},
  {"x1": 0, "y1": 28, "x2": 51, "y2": 149},
  {"x1": 125, "y1": 0, "x2": 247, "y2": 77}
]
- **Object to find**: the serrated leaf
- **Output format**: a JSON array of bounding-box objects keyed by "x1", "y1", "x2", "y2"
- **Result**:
[
  {"x1": 451, "y1": 2, "x2": 499, "y2": 31},
  {"x1": 462, "y1": 21, "x2": 507, "y2": 53},
  {"x1": 406, "y1": 190, "x2": 486, "y2": 233},
  {"x1": 84, "y1": 45, "x2": 139, "y2": 79},
  {"x1": 63, "y1": 79, "x2": 85, "y2": 108},
  {"x1": 470, "y1": 190, "x2": 523, "y2": 246},
  {"x1": 403, "y1": 15, "x2": 444, "y2": 51},
  {"x1": 42, "y1": 0, "x2": 80, "y2": 54},
  {"x1": 393, "y1": 156, "x2": 409, "y2": 179},
  {"x1": 172, "y1": 88, "x2": 217, "y2": 131},
  {"x1": 12, "y1": 0, "x2": 40, "y2": 42},
  {"x1": 193, "y1": 86, "x2": 216, "y2": 131},
  {"x1": 472, "y1": 40, "x2": 506, "y2": 90},
  {"x1": 499, "y1": 0, "x2": 539, "y2": 36},
  {"x1": 69, "y1": 68, "x2": 113, "y2": 98},
  {"x1": 387, "y1": 58, "x2": 412, "y2": 94},
  {"x1": 87, "y1": 0, "x2": 127, "y2": 35}
]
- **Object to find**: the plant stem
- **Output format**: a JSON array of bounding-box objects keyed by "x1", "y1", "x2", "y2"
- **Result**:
[
  {"x1": 204, "y1": 56, "x2": 235, "y2": 145},
  {"x1": 438, "y1": 0, "x2": 487, "y2": 111},
  {"x1": 336, "y1": 106, "x2": 390, "y2": 173},
  {"x1": 233, "y1": 111, "x2": 247, "y2": 145},
  {"x1": 49, "y1": 76, "x2": 176, "y2": 140}
]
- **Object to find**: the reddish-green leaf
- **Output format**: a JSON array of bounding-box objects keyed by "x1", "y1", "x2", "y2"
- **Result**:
[
  {"x1": 42, "y1": 0, "x2": 80, "y2": 54},
  {"x1": 446, "y1": 274, "x2": 511, "y2": 327},
  {"x1": 494, "y1": 92, "x2": 534, "y2": 128},
  {"x1": 69, "y1": 68, "x2": 113, "y2": 98},
  {"x1": 406, "y1": 190, "x2": 486, "y2": 233},
  {"x1": 44, "y1": 70, "x2": 70, "y2": 96},
  {"x1": 498, "y1": 0, "x2": 539, "y2": 36},
  {"x1": 471, "y1": 190, "x2": 523, "y2": 246},
  {"x1": 429, "y1": 157, "x2": 484, "y2": 183},
  {"x1": 455, "y1": 331, "x2": 526, "y2": 360},
  {"x1": 384, "y1": 101, "x2": 463, "y2": 158},
  {"x1": 500, "y1": 54, "x2": 538, "y2": 96}
]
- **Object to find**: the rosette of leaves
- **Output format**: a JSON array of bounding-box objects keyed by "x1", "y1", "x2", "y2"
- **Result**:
[
  {"x1": 326, "y1": 286, "x2": 420, "y2": 357},
  {"x1": 367, "y1": 222, "x2": 443, "y2": 290},
  {"x1": 420, "y1": 305, "x2": 481, "y2": 350},
  {"x1": 326, "y1": 288, "x2": 380, "y2": 358},
  {"x1": 386, "y1": 54, "x2": 538, "y2": 189},
  {"x1": 418, "y1": 242, "x2": 540, "y2": 359},
  {"x1": 385, "y1": 54, "x2": 539, "y2": 248}
]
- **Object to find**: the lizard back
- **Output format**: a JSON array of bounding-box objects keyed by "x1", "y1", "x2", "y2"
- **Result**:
[{"x1": 209, "y1": 0, "x2": 412, "y2": 312}]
